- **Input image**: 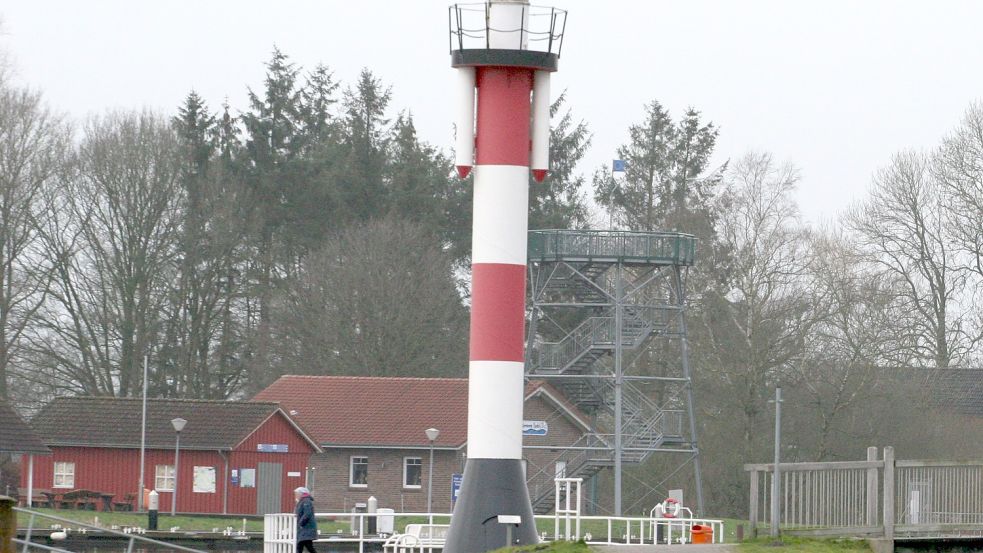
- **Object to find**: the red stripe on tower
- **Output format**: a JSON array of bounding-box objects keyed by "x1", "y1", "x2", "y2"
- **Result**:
[
  {"x1": 474, "y1": 67, "x2": 533, "y2": 166},
  {"x1": 469, "y1": 263, "x2": 526, "y2": 361}
]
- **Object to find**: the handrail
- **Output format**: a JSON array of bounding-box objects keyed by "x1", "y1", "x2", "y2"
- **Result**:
[
  {"x1": 264, "y1": 509, "x2": 726, "y2": 547},
  {"x1": 534, "y1": 306, "x2": 670, "y2": 373},
  {"x1": 526, "y1": 434, "x2": 610, "y2": 510},
  {"x1": 448, "y1": 3, "x2": 567, "y2": 56},
  {"x1": 528, "y1": 229, "x2": 697, "y2": 265},
  {"x1": 14, "y1": 506, "x2": 208, "y2": 553}
]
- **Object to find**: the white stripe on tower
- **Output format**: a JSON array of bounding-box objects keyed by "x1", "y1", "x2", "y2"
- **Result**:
[
  {"x1": 468, "y1": 65, "x2": 534, "y2": 461},
  {"x1": 453, "y1": 67, "x2": 475, "y2": 179},
  {"x1": 530, "y1": 70, "x2": 551, "y2": 182}
]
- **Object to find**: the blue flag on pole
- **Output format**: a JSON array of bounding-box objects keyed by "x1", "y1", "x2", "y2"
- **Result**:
[{"x1": 612, "y1": 159, "x2": 627, "y2": 172}]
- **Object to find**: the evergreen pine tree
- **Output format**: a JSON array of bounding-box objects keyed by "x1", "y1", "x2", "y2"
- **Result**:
[
  {"x1": 339, "y1": 68, "x2": 392, "y2": 222},
  {"x1": 528, "y1": 92, "x2": 592, "y2": 230}
]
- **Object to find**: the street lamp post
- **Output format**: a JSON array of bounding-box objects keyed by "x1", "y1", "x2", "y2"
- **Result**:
[
  {"x1": 770, "y1": 388, "x2": 783, "y2": 538},
  {"x1": 425, "y1": 427, "x2": 440, "y2": 522},
  {"x1": 171, "y1": 417, "x2": 187, "y2": 516}
]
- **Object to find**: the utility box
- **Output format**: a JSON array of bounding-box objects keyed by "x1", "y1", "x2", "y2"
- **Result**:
[{"x1": 377, "y1": 508, "x2": 395, "y2": 534}]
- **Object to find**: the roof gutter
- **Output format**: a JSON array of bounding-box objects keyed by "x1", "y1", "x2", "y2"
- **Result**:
[{"x1": 317, "y1": 443, "x2": 466, "y2": 451}]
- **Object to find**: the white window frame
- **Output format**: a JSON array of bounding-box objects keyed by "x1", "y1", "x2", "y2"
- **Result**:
[
  {"x1": 155, "y1": 464, "x2": 175, "y2": 491},
  {"x1": 53, "y1": 462, "x2": 75, "y2": 488},
  {"x1": 403, "y1": 457, "x2": 422, "y2": 489},
  {"x1": 350, "y1": 456, "x2": 368, "y2": 488}
]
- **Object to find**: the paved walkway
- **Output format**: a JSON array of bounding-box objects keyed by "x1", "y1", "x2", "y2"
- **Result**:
[{"x1": 591, "y1": 544, "x2": 737, "y2": 553}]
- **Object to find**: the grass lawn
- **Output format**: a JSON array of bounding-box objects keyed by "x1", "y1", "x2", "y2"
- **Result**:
[
  {"x1": 739, "y1": 536, "x2": 872, "y2": 552},
  {"x1": 490, "y1": 540, "x2": 591, "y2": 553}
]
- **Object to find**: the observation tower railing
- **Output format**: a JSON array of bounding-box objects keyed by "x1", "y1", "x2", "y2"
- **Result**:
[
  {"x1": 528, "y1": 229, "x2": 696, "y2": 265},
  {"x1": 448, "y1": 3, "x2": 567, "y2": 55}
]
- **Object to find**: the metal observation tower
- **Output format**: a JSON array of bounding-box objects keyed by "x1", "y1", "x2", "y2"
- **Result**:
[{"x1": 524, "y1": 229, "x2": 704, "y2": 516}]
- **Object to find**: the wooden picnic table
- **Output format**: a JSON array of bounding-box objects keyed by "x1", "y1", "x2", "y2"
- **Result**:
[
  {"x1": 59, "y1": 489, "x2": 115, "y2": 511},
  {"x1": 40, "y1": 490, "x2": 62, "y2": 509}
]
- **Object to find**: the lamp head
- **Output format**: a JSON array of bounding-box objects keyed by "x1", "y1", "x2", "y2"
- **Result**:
[
  {"x1": 171, "y1": 417, "x2": 187, "y2": 432},
  {"x1": 425, "y1": 427, "x2": 440, "y2": 442}
]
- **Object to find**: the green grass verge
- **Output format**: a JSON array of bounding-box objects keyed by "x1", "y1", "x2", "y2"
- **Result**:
[
  {"x1": 16, "y1": 510, "x2": 463, "y2": 534},
  {"x1": 739, "y1": 536, "x2": 872, "y2": 552},
  {"x1": 489, "y1": 540, "x2": 591, "y2": 553}
]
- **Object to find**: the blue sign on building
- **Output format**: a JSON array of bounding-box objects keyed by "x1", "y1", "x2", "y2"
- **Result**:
[
  {"x1": 522, "y1": 420, "x2": 548, "y2": 436},
  {"x1": 451, "y1": 473, "x2": 463, "y2": 504},
  {"x1": 257, "y1": 443, "x2": 289, "y2": 453}
]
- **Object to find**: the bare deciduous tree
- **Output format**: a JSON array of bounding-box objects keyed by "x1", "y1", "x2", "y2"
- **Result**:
[
  {"x1": 28, "y1": 111, "x2": 182, "y2": 397},
  {"x1": 273, "y1": 216, "x2": 468, "y2": 385},
  {"x1": 0, "y1": 83, "x2": 69, "y2": 399},
  {"x1": 794, "y1": 229, "x2": 915, "y2": 460},
  {"x1": 937, "y1": 101, "x2": 983, "y2": 281},
  {"x1": 848, "y1": 150, "x2": 978, "y2": 368},
  {"x1": 700, "y1": 151, "x2": 814, "y2": 458}
]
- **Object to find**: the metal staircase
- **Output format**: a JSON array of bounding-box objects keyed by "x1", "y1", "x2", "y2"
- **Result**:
[{"x1": 524, "y1": 229, "x2": 703, "y2": 516}]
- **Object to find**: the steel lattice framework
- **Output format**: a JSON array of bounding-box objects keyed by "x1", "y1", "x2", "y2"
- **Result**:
[{"x1": 524, "y1": 229, "x2": 704, "y2": 516}]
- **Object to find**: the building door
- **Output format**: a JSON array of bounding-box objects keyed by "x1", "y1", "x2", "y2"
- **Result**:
[
  {"x1": 257, "y1": 462, "x2": 283, "y2": 515},
  {"x1": 555, "y1": 460, "x2": 567, "y2": 480}
]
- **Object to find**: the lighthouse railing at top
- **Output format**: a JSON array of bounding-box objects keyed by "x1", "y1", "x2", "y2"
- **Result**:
[
  {"x1": 449, "y1": 3, "x2": 567, "y2": 56},
  {"x1": 528, "y1": 230, "x2": 697, "y2": 266}
]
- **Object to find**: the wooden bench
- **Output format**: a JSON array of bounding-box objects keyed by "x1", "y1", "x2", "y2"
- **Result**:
[{"x1": 17, "y1": 488, "x2": 50, "y2": 508}]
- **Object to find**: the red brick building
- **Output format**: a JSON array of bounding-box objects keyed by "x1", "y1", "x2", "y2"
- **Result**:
[
  {"x1": 254, "y1": 376, "x2": 592, "y2": 514},
  {"x1": 23, "y1": 397, "x2": 320, "y2": 515}
]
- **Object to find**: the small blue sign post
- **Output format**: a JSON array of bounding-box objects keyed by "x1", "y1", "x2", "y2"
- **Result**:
[{"x1": 451, "y1": 473, "x2": 463, "y2": 505}]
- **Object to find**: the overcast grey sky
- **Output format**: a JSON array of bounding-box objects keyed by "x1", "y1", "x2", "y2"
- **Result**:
[{"x1": 3, "y1": 0, "x2": 983, "y2": 225}]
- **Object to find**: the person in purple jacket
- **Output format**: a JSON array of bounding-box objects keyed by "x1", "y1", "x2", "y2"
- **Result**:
[{"x1": 294, "y1": 487, "x2": 318, "y2": 553}]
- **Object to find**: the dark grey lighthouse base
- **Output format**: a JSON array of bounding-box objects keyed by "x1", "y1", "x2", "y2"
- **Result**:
[{"x1": 444, "y1": 458, "x2": 540, "y2": 553}]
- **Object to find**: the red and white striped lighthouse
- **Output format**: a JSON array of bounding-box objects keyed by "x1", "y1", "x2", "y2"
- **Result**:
[{"x1": 445, "y1": 2, "x2": 566, "y2": 552}]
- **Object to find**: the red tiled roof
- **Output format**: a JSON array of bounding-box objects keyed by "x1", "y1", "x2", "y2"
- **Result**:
[
  {"x1": 254, "y1": 376, "x2": 470, "y2": 448},
  {"x1": 254, "y1": 376, "x2": 586, "y2": 448}
]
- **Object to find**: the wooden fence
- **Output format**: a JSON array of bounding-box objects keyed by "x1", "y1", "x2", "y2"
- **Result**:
[{"x1": 746, "y1": 447, "x2": 983, "y2": 538}]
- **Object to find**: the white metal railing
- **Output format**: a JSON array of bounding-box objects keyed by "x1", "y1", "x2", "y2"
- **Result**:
[
  {"x1": 264, "y1": 513, "x2": 296, "y2": 553},
  {"x1": 558, "y1": 514, "x2": 724, "y2": 545},
  {"x1": 266, "y1": 512, "x2": 447, "y2": 553},
  {"x1": 263, "y1": 509, "x2": 726, "y2": 549},
  {"x1": 554, "y1": 478, "x2": 582, "y2": 540}
]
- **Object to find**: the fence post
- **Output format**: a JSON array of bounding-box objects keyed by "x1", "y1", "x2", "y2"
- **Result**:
[
  {"x1": 866, "y1": 446, "x2": 878, "y2": 527},
  {"x1": 882, "y1": 447, "x2": 894, "y2": 540},
  {"x1": 749, "y1": 470, "x2": 759, "y2": 538},
  {"x1": 0, "y1": 495, "x2": 14, "y2": 553}
]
